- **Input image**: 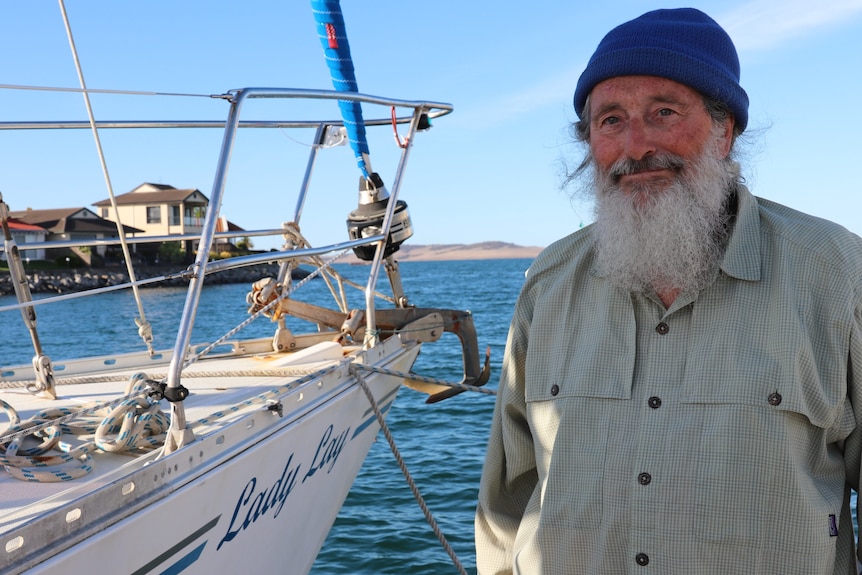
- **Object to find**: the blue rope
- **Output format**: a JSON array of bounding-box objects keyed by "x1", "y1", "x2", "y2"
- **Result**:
[{"x1": 311, "y1": 0, "x2": 371, "y2": 178}]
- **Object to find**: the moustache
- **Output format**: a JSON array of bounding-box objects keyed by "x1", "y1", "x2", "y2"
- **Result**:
[{"x1": 608, "y1": 154, "x2": 686, "y2": 182}]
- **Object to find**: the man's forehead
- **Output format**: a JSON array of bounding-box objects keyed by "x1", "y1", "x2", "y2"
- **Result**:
[{"x1": 589, "y1": 76, "x2": 702, "y2": 112}]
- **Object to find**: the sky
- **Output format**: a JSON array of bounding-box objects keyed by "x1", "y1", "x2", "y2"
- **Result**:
[{"x1": 0, "y1": 1, "x2": 860, "y2": 251}]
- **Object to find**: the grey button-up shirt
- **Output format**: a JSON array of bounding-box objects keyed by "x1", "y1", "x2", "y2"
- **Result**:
[{"x1": 476, "y1": 186, "x2": 862, "y2": 574}]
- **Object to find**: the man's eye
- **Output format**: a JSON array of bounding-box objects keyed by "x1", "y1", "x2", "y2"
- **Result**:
[
  {"x1": 600, "y1": 116, "x2": 620, "y2": 126},
  {"x1": 657, "y1": 108, "x2": 676, "y2": 117}
]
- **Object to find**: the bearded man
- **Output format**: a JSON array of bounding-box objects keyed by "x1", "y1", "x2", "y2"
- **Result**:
[{"x1": 475, "y1": 8, "x2": 862, "y2": 575}]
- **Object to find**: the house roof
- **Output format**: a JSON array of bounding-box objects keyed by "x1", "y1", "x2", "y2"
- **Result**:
[
  {"x1": 5, "y1": 218, "x2": 47, "y2": 233},
  {"x1": 92, "y1": 183, "x2": 208, "y2": 207},
  {"x1": 9, "y1": 207, "x2": 143, "y2": 234},
  {"x1": 10, "y1": 207, "x2": 90, "y2": 230}
]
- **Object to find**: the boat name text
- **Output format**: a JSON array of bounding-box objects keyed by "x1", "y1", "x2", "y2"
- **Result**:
[{"x1": 217, "y1": 424, "x2": 351, "y2": 550}]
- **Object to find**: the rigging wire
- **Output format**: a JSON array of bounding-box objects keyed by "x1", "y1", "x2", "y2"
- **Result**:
[
  {"x1": 57, "y1": 0, "x2": 154, "y2": 355},
  {"x1": 0, "y1": 83, "x2": 213, "y2": 99}
]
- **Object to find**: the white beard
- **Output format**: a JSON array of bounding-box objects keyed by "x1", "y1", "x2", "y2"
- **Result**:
[{"x1": 591, "y1": 133, "x2": 739, "y2": 295}]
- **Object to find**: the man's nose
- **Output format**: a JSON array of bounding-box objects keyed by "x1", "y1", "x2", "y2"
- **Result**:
[{"x1": 623, "y1": 118, "x2": 656, "y2": 161}]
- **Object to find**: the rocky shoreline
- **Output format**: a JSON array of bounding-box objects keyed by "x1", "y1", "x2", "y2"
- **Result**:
[
  {"x1": 0, "y1": 263, "x2": 285, "y2": 295},
  {"x1": 1, "y1": 242, "x2": 544, "y2": 296}
]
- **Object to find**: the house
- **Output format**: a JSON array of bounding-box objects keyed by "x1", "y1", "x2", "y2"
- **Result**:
[
  {"x1": 94, "y1": 184, "x2": 246, "y2": 260},
  {"x1": 1, "y1": 218, "x2": 48, "y2": 262},
  {"x1": 93, "y1": 182, "x2": 206, "y2": 236},
  {"x1": 5, "y1": 184, "x2": 246, "y2": 267},
  {"x1": 9, "y1": 207, "x2": 142, "y2": 265},
  {"x1": 93, "y1": 183, "x2": 212, "y2": 261}
]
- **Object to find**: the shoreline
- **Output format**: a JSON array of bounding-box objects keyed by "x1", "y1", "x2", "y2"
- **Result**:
[
  {"x1": 0, "y1": 263, "x2": 285, "y2": 296},
  {"x1": 0, "y1": 243, "x2": 544, "y2": 295}
]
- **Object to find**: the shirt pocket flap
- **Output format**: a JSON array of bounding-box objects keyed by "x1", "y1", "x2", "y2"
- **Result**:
[
  {"x1": 681, "y1": 354, "x2": 846, "y2": 430},
  {"x1": 525, "y1": 344, "x2": 635, "y2": 403}
]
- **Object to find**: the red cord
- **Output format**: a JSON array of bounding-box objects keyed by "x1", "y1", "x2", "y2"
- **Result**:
[{"x1": 391, "y1": 106, "x2": 408, "y2": 149}]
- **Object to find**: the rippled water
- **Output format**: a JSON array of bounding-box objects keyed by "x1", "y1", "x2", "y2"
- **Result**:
[
  {"x1": 0, "y1": 259, "x2": 532, "y2": 574},
  {"x1": 311, "y1": 260, "x2": 529, "y2": 575}
]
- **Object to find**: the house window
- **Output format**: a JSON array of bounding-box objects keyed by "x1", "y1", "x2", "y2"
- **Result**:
[
  {"x1": 146, "y1": 206, "x2": 161, "y2": 224},
  {"x1": 169, "y1": 205, "x2": 181, "y2": 226},
  {"x1": 185, "y1": 205, "x2": 206, "y2": 227},
  {"x1": 101, "y1": 208, "x2": 109, "y2": 218}
]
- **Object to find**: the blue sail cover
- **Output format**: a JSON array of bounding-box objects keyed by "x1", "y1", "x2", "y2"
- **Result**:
[{"x1": 311, "y1": 0, "x2": 370, "y2": 178}]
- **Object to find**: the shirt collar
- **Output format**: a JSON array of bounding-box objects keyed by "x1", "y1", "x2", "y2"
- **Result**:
[{"x1": 719, "y1": 184, "x2": 761, "y2": 281}]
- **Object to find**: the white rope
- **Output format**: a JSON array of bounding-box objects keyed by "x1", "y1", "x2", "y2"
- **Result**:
[
  {"x1": 350, "y1": 365, "x2": 469, "y2": 575},
  {"x1": 0, "y1": 374, "x2": 169, "y2": 482},
  {"x1": 0, "y1": 362, "x2": 341, "y2": 481},
  {"x1": 58, "y1": 0, "x2": 154, "y2": 355}
]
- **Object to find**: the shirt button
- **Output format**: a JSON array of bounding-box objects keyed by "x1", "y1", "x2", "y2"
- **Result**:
[
  {"x1": 648, "y1": 396, "x2": 662, "y2": 409},
  {"x1": 655, "y1": 322, "x2": 669, "y2": 335},
  {"x1": 638, "y1": 472, "x2": 652, "y2": 485},
  {"x1": 635, "y1": 553, "x2": 650, "y2": 566},
  {"x1": 550, "y1": 384, "x2": 560, "y2": 396},
  {"x1": 768, "y1": 392, "x2": 782, "y2": 406}
]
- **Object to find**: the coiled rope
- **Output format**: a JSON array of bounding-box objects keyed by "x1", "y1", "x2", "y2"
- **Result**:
[
  {"x1": 0, "y1": 364, "x2": 342, "y2": 482},
  {"x1": 0, "y1": 373, "x2": 169, "y2": 482}
]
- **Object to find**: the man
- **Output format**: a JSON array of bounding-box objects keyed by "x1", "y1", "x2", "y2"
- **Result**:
[{"x1": 475, "y1": 7, "x2": 862, "y2": 575}]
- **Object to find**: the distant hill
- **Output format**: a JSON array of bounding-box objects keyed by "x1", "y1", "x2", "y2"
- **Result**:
[{"x1": 341, "y1": 241, "x2": 544, "y2": 263}]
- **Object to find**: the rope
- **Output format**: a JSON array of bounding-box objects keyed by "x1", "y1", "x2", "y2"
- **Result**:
[
  {"x1": 350, "y1": 365, "x2": 469, "y2": 575},
  {"x1": 0, "y1": 373, "x2": 169, "y2": 482},
  {"x1": 58, "y1": 0, "x2": 154, "y2": 356},
  {"x1": 0, "y1": 363, "x2": 341, "y2": 481}
]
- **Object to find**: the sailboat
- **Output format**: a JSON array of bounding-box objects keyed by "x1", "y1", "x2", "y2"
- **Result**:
[{"x1": 0, "y1": 2, "x2": 488, "y2": 573}]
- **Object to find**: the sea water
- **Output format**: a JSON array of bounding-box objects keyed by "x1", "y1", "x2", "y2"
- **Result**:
[{"x1": 0, "y1": 259, "x2": 530, "y2": 574}]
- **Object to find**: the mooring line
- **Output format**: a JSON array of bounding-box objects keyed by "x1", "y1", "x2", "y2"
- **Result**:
[{"x1": 351, "y1": 364, "x2": 469, "y2": 575}]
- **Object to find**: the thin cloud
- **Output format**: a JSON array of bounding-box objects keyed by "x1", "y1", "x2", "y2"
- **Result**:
[
  {"x1": 455, "y1": 66, "x2": 582, "y2": 131},
  {"x1": 718, "y1": 0, "x2": 862, "y2": 51}
]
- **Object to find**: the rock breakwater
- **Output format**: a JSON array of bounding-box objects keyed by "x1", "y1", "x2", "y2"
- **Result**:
[{"x1": 0, "y1": 264, "x2": 290, "y2": 295}]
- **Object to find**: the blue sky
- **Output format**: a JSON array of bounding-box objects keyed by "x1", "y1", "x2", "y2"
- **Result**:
[{"x1": 1, "y1": 1, "x2": 860, "y2": 251}]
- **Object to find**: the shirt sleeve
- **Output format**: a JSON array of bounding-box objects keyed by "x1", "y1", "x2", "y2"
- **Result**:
[
  {"x1": 475, "y1": 286, "x2": 539, "y2": 575},
  {"x1": 843, "y1": 299, "x2": 862, "y2": 570}
]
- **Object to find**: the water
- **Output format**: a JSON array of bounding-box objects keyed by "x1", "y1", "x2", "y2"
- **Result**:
[
  {"x1": 0, "y1": 259, "x2": 532, "y2": 574},
  {"x1": 311, "y1": 260, "x2": 528, "y2": 575}
]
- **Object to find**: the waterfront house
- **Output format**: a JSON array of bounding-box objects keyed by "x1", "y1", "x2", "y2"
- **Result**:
[
  {"x1": 93, "y1": 183, "x2": 247, "y2": 260},
  {"x1": 1, "y1": 218, "x2": 48, "y2": 262},
  {"x1": 93, "y1": 183, "x2": 207, "y2": 236},
  {"x1": 8, "y1": 207, "x2": 142, "y2": 265}
]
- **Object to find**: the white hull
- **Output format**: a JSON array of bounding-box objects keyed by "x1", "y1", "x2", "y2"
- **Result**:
[{"x1": 3, "y1": 338, "x2": 419, "y2": 575}]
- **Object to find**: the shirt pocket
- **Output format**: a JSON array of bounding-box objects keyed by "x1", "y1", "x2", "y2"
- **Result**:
[
  {"x1": 525, "y1": 349, "x2": 634, "y2": 531},
  {"x1": 681, "y1": 350, "x2": 849, "y2": 553}
]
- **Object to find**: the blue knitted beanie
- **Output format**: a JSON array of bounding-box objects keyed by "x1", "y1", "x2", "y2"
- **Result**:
[{"x1": 574, "y1": 8, "x2": 748, "y2": 132}]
